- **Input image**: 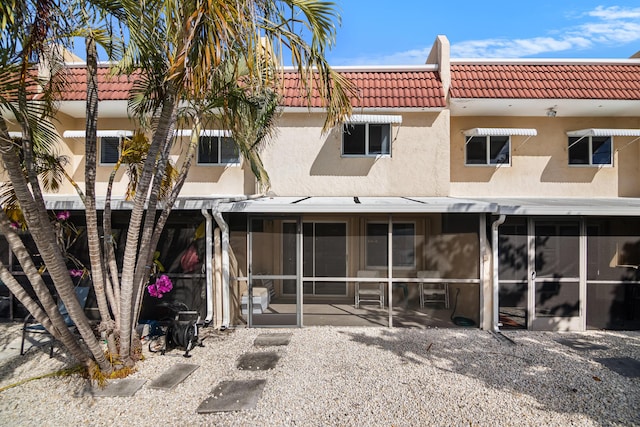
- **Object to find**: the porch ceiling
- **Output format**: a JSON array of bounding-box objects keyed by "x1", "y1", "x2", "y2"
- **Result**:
[
  {"x1": 218, "y1": 196, "x2": 497, "y2": 214},
  {"x1": 470, "y1": 197, "x2": 640, "y2": 216}
]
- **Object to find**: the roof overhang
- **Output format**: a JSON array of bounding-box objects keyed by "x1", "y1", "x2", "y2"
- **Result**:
[
  {"x1": 450, "y1": 98, "x2": 640, "y2": 117},
  {"x1": 218, "y1": 196, "x2": 497, "y2": 214},
  {"x1": 463, "y1": 128, "x2": 537, "y2": 137},
  {"x1": 63, "y1": 130, "x2": 133, "y2": 138},
  {"x1": 472, "y1": 197, "x2": 640, "y2": 216},
  {"x1": 58, "y1": 100, "x2": 129, "y2": 118},
  {"x1": 566, "y1": 129, "x2": 640, "y2": 137}
]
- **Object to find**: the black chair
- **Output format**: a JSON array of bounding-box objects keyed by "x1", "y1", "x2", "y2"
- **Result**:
[{"x1": 20, "y1": 287, "x2": 90, "y2": 357}]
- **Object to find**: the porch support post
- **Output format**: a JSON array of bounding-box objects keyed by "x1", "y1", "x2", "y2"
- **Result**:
[
  {"x1": 388, "y1": 215, "x2": 393, "y2": 328},
  {"x1": 200, "y1": 208, "x2": 214, "y2": 326},
  {"x1": 491, "y1": 214, "x2": 506, "y2": 331}
]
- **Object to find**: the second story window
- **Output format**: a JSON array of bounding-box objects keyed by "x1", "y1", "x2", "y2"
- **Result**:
[
  {"x1": 342, "y1": 123, "x2": 391, "y2": 156},
  {"x1": 465, "y1": 135, "x2": 510, "y2": 165},
  {"x1": 100, "y1": 137, "x2": 121, "y2": 165},
  {"x1": 568, "y1": 136, "x2": 612, "y2": 166},
  {"x1": 197, "y1": 135, "x2": 240, "y2": 165}
]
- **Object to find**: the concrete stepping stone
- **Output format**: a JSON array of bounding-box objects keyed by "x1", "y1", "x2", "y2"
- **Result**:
[
  {"x1": 91, "y1": 379, "x2": 146, "y2": 397},
  {"x1": 556, "y1": 337, "x2": 609, "y2": 351},
  {"x1": 197, "y1": 379, "x2": 267, "y2": 413},
  {"x1": 253, "y1": 333, "x2": 292, "y2": 347},
  {"x1": 149, "y1": 363, "x2": 199, "y2": 390},
  {"x1": 236, "y1": 351, "x2": 280, "y2": 371},
  {"x1": 595, "y1": 357, "x2": 640, "y2": 378}
]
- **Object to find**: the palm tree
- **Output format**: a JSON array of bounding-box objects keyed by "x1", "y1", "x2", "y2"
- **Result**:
[{"x1": 1, "y1": 0, "x2": 355, "y2": 371}]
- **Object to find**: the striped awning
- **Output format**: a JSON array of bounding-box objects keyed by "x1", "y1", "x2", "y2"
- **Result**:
[
  {"x1": 174, "y1": 129, "x2": 232, "y2": 137},
  {"x1": 344, "y1": 114, "x2": 403, "y2": 124},
  {"x1": 566, "y1": 129, "x2": 640, "y2": 137},
  {"x1": 63, "y1": 130, "x2": 133, "y2": 138},
  {"x1": 463, "y1": 128, "x2": 537, "y2": 137}
]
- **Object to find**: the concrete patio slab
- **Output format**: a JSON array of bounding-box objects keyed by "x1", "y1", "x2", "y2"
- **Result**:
[
  {"x1": 91, "y1": 379, "x2": 147, "y2": 397},
  {"x1": 148, "y1": 363, "x2": 199, "y2": 390},
  {"x1": 595, "y1": 357, "x2": 640, "y2": 378},
  {"x1": 253, "y1": 333, "x2": 292, "y2": 347},
  {"x1": 556, "y1": 338, "x2": 609, "y2": 351},
  {"x1": 236, "y1": 351, "x2": 280, "y2": 371},
  {"x1": 196, "y1": 379, "x2": 267, "y2": 413}
]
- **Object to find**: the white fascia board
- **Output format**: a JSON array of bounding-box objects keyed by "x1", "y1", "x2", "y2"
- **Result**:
[
  {"x1": 566, "y1": 128, "x2": 640, "y2": 137},
  {"x1": 463, "y1": 128, "x2": 537, "y2": 137}
]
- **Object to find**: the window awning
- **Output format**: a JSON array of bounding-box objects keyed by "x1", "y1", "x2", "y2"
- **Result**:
[
  {"x1": 344, "y1": 114, "x2": 403, "y2": 124},
  {"x1": 174, "y1": 129, "x2": 231, "y2": 137},
  {"x1": 566, "y1": 128, "x2": 640, "y2": 137},
  {"x1": 463, "y1": 128, "x2": 537, "y2": 137},
  {"x1": 63, "y1": 130, "x2": 133, "y2": 138}
]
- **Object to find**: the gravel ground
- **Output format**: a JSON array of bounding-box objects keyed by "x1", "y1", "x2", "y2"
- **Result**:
[{"x1": 0, "y1": 322, "x2": 639, "y2": 426}]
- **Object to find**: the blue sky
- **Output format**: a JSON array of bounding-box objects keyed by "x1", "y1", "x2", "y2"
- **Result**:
[{"x1": 325, "y1": 1, "x2": 640, "y2": 65}]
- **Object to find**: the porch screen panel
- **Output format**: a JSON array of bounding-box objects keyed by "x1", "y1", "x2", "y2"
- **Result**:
[
  {"x1": 498, "y1": 219, "x2": 528, "y2": 325},
  {"x1": 282, "y1": 222, "x2": 297, "y2": 295},
  {"x1": 534, "y1": 222, "x2": 580, "y2": 318},
  {"x1": 312, "y1": 223, "x2": 347, "y2": 295},
  {"x1": 587, "y1": 218, "x2": 640, "y2": 330}
]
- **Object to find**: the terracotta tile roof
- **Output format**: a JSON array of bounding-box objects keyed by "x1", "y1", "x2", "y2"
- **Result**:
[
  {"x1": 59, "y1": 66, "x2": 136, "y2": 101},
  {"x1": 58, "y1": 66, "x2": 446, "y2": 108},
  {"x1": 450, "y1": 63, "x2": 640, "y2": 100},
  {"x1": 281, "y1": 70, "x2": 446, "y2": 108}
]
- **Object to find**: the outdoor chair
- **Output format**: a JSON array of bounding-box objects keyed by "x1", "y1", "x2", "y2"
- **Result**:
[
  {"x1": 20, "y1": 287, "x2": 90, "y2": 357},
  {"x1": 355, "y1": 270, "x2": 385, "y2": 308},
  {"x1": 418, "y1": 270, "x2": 449, "y2": 308}
]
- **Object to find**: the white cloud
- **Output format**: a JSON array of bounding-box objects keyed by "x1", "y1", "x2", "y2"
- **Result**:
[{"x1": 449, "y1": 5, "x2": 640, "y2": 58}]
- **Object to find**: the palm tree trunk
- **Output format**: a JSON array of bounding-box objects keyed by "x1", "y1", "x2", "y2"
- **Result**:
[
  {"x1": 0, "y1": 124, "x2": 112, "y2": 374},
  {"x1": 0, "y1": 223, "x2": 90, "y2": 363},
  {"x1": 118, "y1": 86, "x2": 178, "y2": 364},
  {"x1": 83, "y1": 35, "x2": 117, "y2": 356}
]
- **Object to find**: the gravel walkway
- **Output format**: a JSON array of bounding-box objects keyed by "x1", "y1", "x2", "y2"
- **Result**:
[{"x1": 1, "y1": 322, "x2": 639, "y2": 426}]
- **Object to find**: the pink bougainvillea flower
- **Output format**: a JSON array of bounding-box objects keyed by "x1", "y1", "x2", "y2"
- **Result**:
[
  {"x1": 69, "y1": 269, "x2": 84, "y2": 277},
  {"x1": 10, "y1": 222, "x2": 19, "y2": 230},
  {"x1": 147, "y1": 275, "x2": 173, "y2": 298},
  {"x1": 56, "y1": 211, "x2": 70, "y2": 221}
]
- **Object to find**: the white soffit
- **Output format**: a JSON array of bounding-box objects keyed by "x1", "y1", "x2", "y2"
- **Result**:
[
  {"x1": 463, "y1": 128, "x2": 537, "y2": 137},
  {"x1": 174, "y1": 129, "x2": 231, "y2": 137},
  {"x1": 8, "y1": 132, "x2": 23, "y2": 138},
  {"x1": 345, "y1": 114, "x2": 403, "y2": 124},
  {"x1": 63, "y1": 130, "x2": 133, "y2": 138},
  {"x1": 566, "y1": 128, "x2": 640, "y2": 137}
]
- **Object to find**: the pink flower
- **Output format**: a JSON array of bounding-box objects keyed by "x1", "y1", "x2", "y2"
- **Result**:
[
  {"x1": 56, "y1": 211, "x2": 70, "y2": 221},
  {"x1": 10, "y1": 222, "x2": 19, "y2": 230},
  {"x1": 69, "y1": 269, "x2": 84, "y2": 277},
  {"x1": 147, "y1": 275, "x2": 173, "y2": 298}
]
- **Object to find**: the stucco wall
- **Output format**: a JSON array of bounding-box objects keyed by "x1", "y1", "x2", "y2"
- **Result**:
[
  {"x1": 261, "y1": 111, "x2": 451, "y2": 197},
  {"x1": 450, "y1": 116, "x2": 640, "y2": 198}
]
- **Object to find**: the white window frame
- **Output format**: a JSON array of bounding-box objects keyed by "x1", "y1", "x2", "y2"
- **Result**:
[
  {"x1": 196, "y1": 135, "x2": 240, "y2": 166},
  {"x1": 342, "y1": 122, "x2": 392, "y2": 157},
  {"x1": 465, "y1": 135, "x2": 511, "y2": 166},
  {"x1": 568, "y1": 135, "x2": 613, "y2": 167}
]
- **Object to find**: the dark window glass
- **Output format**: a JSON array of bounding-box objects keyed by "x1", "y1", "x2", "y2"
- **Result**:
[
  {"x1": 568, "y1": 137, "x2": 591, "y2": 165},
  {"x1": 466, "y1": 136, "x2": 487, "y2": 164},
  {"x1": 368, "y1": 124, "x2": 390, "y2": 155},
  {"x1": 100, "y1": 137, "x2": 120, "y2": 164},
  {"x1": 219, "y1": 137, "x2": 240, "y2": 163},
  {"x1": 489, "y1": 136, "x2": 510, "y2": 164},
  {"x1": 343, "y1": 124, "x2": 366, "y2": 155},
  {"x1": 198, "y1": 136, "x2": 219, "y2": 164},
  {"x1": 592, "y1": 136, "x2": 612, "y2": 165},
  {"x1": 366, "y1": 223, "x2": 415, "y2": 267}
]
